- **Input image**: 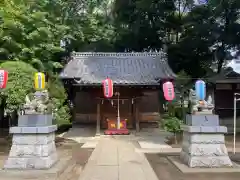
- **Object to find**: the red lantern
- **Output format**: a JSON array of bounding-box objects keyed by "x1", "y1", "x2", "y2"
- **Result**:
[
  {"x1": 0, "y1": 70, "x2": 8, "y2": 89},
  {"x1": 162, "y1": 81, "x2": 175, "y2": 101},
  {"x1": 102, "y1": 78, "x2": 113, "y2": 98}
]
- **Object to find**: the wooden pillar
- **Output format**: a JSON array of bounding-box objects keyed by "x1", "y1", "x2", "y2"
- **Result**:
[
  {"x1": 70, "y1": 87, "x2": 77, "y2": 125},
  {"x1": 135, "y1": 100, "x2": 140, "y2": 132},
  {"x1": 96, "y1": 101, "x2": 101, "y2": 136},
  {"x1": 132, "y1": 101, "x2": 135, "y2": 129}
]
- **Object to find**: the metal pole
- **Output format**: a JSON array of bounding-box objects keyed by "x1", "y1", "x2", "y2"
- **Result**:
[
  {"x1": 234, "y1": 94, "x2": 236, "y2": 154},
  {"x1": 117, "y1": 92, "x2": 120, "y2": 129}
]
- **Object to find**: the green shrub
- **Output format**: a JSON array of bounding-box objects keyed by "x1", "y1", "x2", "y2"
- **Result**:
[
  {"x1": 162, "y1": 116, "x2": 183, "y2": 143},
  {"x1": 162, "y1": 117, "x2": 182, "y2": 133},
  {"x1": 47, "y1": 75, "x2": 70, "y2": 126},
  {"x1": 0, "y1": 61, "x2": 37, "y2": 113}
]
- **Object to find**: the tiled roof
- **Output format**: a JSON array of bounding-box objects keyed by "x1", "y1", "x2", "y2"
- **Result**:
[
  {"x1": 60, "y1": 52, "x2": 176, "y2": 85},
  {"x1": 209, "y1": 67, "x2": 240, "y2": 83}
]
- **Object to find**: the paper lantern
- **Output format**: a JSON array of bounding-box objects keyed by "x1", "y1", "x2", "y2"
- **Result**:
[
  {"x1": 102, "y1": 78, "x2": 113, "y2": 98},
  {"x1": 0, "y1": 70, "x2": 8, "y2": 89},
  {"x1": 195, "y1": 80, "x2": 206, "y2": 100},
  {"x1": 34, "y1": 72, "x2": 45, "y2": 90},
  {"x1": 197, "y1": 0, "x2": 208, "y2": 5},
  {"x1": 162, "y1": 81, "x2": 175, "y2": 101}
]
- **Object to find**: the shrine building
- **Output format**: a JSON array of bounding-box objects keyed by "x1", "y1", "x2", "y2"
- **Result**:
[{"x1": 60, "y1": 52, "x2": 176, "y2": 134}]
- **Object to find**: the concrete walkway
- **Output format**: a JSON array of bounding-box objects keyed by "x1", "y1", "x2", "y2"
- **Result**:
[{"x1": 78, "y1": 138, "x2": 159, "y2": 180}]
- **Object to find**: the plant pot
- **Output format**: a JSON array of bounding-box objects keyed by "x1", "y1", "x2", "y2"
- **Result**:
[{"x1": 18, "y1": 114, "x2": 53, "y2": 127}]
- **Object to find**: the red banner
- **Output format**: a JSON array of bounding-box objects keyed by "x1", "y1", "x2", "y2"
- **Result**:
[
  {"x1": 0, "y1": 70, "x2": 8, "y2": 89},
  {"x1": 102, "y1": 78, "x2": 113, "y2": 98}
]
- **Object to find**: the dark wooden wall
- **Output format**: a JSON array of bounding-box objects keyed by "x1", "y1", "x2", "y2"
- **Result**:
[
  {"x1": 73, "y1": 86, "x2": 160, "y2": 129},
  {"x1": 214, "y1": 83, "x2": 240, "y2": 118}
]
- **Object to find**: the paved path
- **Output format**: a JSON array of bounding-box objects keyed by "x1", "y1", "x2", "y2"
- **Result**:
[{"x1": 78, "y1": 138, "x2": 159, "y2": 180}]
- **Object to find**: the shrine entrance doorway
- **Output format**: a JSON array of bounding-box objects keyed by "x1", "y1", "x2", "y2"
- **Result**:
[{"x1": 100, "y1": 98, "x2": 134, "y2": 129}]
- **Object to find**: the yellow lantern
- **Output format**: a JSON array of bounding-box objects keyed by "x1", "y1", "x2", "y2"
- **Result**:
[{"x1": 34, "y1": 72, "x2": 45, "y2": 90}]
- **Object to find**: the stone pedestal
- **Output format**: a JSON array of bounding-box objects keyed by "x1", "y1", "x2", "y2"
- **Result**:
[
  {"x1": 18, "y1": 114, "x2": 53, "y2": 127},
  {"x1": 4, "y1": 125, "x2": 58, "y2": 169},
  {"x1": 180, "y1": 114, "x2": 233, "y2": 168}
]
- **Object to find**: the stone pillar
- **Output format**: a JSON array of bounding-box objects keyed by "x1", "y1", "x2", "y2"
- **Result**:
[
  {"x1": 180, "y1": 114, "x2": 233, "y2": 168},
  {"x1": 4, "y1": 115, "x2": 58, "y2": 169}
]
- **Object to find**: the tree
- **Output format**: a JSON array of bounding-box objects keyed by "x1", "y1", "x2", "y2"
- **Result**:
[
  {"x1": 0, "y1": 0, "x2": 69, "y2": 71},
  {"x1": 112, "y1": 0, "x2": 176, "y2": 51},
  {"x1": 173, "y1": 0, "x2": 240, "y2": 75}
]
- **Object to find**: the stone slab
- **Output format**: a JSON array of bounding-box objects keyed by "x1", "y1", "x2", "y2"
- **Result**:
[
  {"x1": 12, "y1": 133, "x2": 55, "y2": 145},
  {"x1": 186, "y1": 114, "x2": 219, "y2": 126},
  {"x1": 181, "y1": 125, "x2": 227, "y2": 133},
  {"x1": 183, "y1": 133, "x2": 225, "y2": 144},
  {"x1": 138, "y1": 140, "x2": 171, "y2": 149},
  {"x1": 4, "y1": 152, "x2": 58, "y2": 169},
  {"x1": 180, "y1": 151, "x2": 233, "y2": 167},
  {"x1": 0, "y1": 156, "x2": 71, "y2": 180},
  {"x1": 78, "y1": 138, "x2": 159, "y2": 180},
  {"x1": 81, "y1": 141, "x2": 98, "y2": 149},
  {"x1": 10, "y1": 125, "x2": 57, "y2": 134},
  {"x1": 168, "y1": 156, "x2": 240, "y2": 173},
  {"x1": 79, "y1": 165, "x2": 118, "y2": 180},
  {"x1": 9, "y1": 142, "x2": 56, "y2": 157},
  {"x1": 135, "y1": 148, "x2": 181, "y2": 154},
  {"x1": 96, "y1": 148, "x2": 118, "y2": 166},
  {"x1": 181, "y1": 143, "x2": 228, "y2": 156},
  {"x1": 119, "y1": 163, "x2": 146, "y2": 180},
  {"x1": 18, "y1": 114, "x2": 53, "y2": 127}
]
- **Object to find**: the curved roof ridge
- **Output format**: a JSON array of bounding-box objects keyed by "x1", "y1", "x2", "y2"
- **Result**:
[
  {"x1": 72, "y1": 52, "x2": 166, "y2": 58},
  {"x1": 60, "y1": 51, "x2": 176, "y2": 84}
]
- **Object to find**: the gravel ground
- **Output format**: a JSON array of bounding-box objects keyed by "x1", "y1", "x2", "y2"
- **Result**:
[
  {"x1": 146, "y1": 153, "x2": 240, "y2": 180},
  {"x1": 0, "y1": 137, "x2": 94, "y2": 180}
]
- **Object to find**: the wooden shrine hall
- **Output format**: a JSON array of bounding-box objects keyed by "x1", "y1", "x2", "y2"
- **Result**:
[{"x1": 60, "y1": 52, "x2": 176, "y2": 135}]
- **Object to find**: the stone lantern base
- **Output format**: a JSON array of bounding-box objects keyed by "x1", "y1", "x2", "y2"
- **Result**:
[
  {"x1": 180, "y1": 114, "x2": 233, "y2": 168},
  {"x1": 4, "y1": 125, "x2": 58, "y2": 169}
]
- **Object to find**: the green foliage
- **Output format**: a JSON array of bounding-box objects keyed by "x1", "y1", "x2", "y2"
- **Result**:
[
  {"x1": 47, "y1": 75, "x2": 70, "y2": 125},
  {"x1": 53, "y1": 105, "x2": 71, "y2": 126},
  {"x1": 1, "y1": 0, "x2": 240, "y2": 127},
  {"x1": 0, "y1": 0, "x2": 69, "y2": 71},
  {"x1": 0, "y1": 61, "x2": 37, "y2": 113},
  {"x1": 162, "y1": 115, "x2": 182, "y2": 134},
  {"x1": 167, "y1": 103, "x2": 176, "y2": 117},
  {"x1": 175, "y1": 71, "x2": 191, "y2": 89},
  {"x1": 113, "y1": 0, "x2": 240, "y2": 77},
  {"x1": 174, "y1": 107, "x2": 188, "y2": 120}
]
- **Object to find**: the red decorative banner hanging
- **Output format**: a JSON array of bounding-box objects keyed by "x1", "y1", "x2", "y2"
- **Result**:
[
  {"x1": 0, "y1": 70, "x2": 8, "y2": 89},
  {"x1": 102, "y1": 78, "x2": 113, "y2": 98},
  {"x1": 162, "y1": 81, "x2": 175, "y2": 101}
]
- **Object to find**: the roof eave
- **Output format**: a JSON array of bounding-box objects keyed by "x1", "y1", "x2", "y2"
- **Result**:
[{"x1": 72, "y1": 83, "x2": 160, "y2": 86}]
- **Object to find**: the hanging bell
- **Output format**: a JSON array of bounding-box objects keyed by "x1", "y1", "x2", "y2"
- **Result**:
[
  {"x1": 102, "y1": 100, "x2": 104, "y2": 104},
  {"x1": 111, "y1": 100, "x2": 113, "y2": 106},
  {"x1": 132, "y1": 99, "x2": 134, "y2": 104}
]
